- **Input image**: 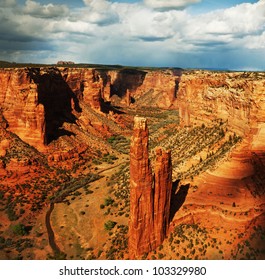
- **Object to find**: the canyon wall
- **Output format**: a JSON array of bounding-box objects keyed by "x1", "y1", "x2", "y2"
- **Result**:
[
  {"x1": 1, "y1": 67, "x2": 264, "y2": 156},
  {"x1": 109, "y1": 69, "x2": 181, "y2": 108},
  {"x1": 177, "y1": 71, "x2": 265, "y2": 140},
  {"x1": 129, "y1": 117, "x2": 172, "y2": 259},
  {"x1": 0, "y1": 68, "x2": 46, "y2": 149},
  {"x1": 0, "y1": 67, "x2": 180, "y2": 149}
]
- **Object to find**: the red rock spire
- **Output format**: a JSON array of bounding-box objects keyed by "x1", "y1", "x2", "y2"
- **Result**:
[
  {"x1": 129, "y1": 116, "x2": 172, "y2": 259},
  {"x1": 129, "y1": 116, "x2": 155, "y2": 258},
  {"x1": 153, "y1": 147, "x2": 172, "y2": 246}
]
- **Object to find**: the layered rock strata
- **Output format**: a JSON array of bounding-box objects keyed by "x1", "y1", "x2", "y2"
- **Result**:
[
  {"x1": 177, "y1": 71, "x2": 265, "y2": 138},
  {"x1": 177, "y1": 70, "x2": 265, "y2": 190},
  {"x1": 129, "y1": 116, "x2": 172, "y2": 259},
  {"x1": 0, "y1": 69, "x2": 46, "y2": 149}
]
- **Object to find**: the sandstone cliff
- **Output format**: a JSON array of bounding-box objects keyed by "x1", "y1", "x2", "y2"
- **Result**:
[
  {"x1": 0, "y1": 67, "x2": 180, "y2": 150},
  {"x1": 109, "y1": 68, "x2": 181, "y2": 108},
  {"x1": 177, "y1": 71, "x2": 265, "y2": 138},
  {"x1": 0, "y1": 68, "x2": 46, "y2": 149},
  {"x1": 177, "y1": 71, "x2": 265, "y2": 186}
]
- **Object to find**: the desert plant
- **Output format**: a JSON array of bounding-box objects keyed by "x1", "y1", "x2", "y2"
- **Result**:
[
  {"x1": 104, "y1": 220, "x2": 117, "y2": 231},
  {"x1": 12, "y1": 223, "x2": 28, "y2": 236}
]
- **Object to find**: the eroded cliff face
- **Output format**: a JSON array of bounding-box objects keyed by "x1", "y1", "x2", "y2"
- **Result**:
[
  {"x1": 177, "y1": 71, "x2": 265, "y2": 184},
  {"x1": 178, "y1": 71, "x2": 265, "y2": 139},
  {"x1": 0, "y1": 68, "x2": 46, "y2": 149},
  {"x1": 129, "y1": 117, "x2": 172, "y2": 259},
  {"x1": 0, "y1": 67, "x2": 180, "y2": 150},
  {"x1": 109, "y1": 69, "x2": 181, "y2": 108}
]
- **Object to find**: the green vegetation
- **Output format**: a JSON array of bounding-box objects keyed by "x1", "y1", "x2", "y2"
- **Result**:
[
  {"x1": 107, "y1": 135, "x2": 130, "y2": 154},
  {"x1": 104, "y1": 220, "x2": 117, "y2": 231},
  {"x1": 105, "y1": 225, "x2": 128, "y2": 260},
  {"x1": 12, "y1": 223, "x2": 29, "y2": 236},
  {"x1": 104, "y1": 197, "x2": 115, "y2": 207}
]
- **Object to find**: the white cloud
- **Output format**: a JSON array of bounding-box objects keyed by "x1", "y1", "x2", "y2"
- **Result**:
[
  {"x1": 144, "y1": 0, "x2": 201, "y2": 11},
  {"x1": 0, "y1": 0, "x2": 265, "y2": 69},
  {"x1": 179, "y1": 0, "x2": 265, "y2": 52},
  {"x1": 244, "y1": 31, "x2": 265, "y2": 49},
  {"x1": 81, "y1": 0, "x2": 119, "y2": 25},
  {"x1": 23, "y1": 0, "x2": 69, "y2": 18}
]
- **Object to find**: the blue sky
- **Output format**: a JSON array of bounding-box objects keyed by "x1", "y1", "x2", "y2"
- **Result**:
[{"x1": 1, "y1": 0, "x2": 265, "y2": 70}]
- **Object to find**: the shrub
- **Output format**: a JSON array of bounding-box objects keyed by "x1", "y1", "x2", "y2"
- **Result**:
[
  {"x1": 104, "y1": 220, "x2": 117, "y2": 231},
  {"x1": 12, "y1": 223, "x2": 28, "y2": 236},
  {"x1": 104, "y1": 197, "x2": 114, "y2": 206}
]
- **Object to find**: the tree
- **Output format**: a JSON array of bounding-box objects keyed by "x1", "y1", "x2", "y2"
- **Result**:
[
  {"x1": 104, "y1": 220, "x2": 117, "y2": 231},
  {"x1": 12, "y1": 223, "x2": 28, "y2": 236}
]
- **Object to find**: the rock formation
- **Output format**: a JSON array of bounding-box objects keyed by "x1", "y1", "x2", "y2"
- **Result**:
[
  {"x1": 177, "y1": 71, "x2": 265, "y2": 137},
  {"x1": 129, "y1": 116, "x2": 155, "y2": 258},
  {"x1": 153, "y1": 147, "x2": 172, "y2": 246},
  {"x1": 129, "y1": 116, "x2": 172, "y2": 259},
  {"x1": 0, "y1": 67, "x2": 110, "y2": 149},
  {"x1": 0, "y1": 68, "x2": 46, "y2": 149},
  {"x1": 0, "y1": 67, "x2": 181, "y2": 150}
]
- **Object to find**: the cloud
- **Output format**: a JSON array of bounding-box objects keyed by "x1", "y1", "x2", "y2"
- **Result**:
[
  {"x1": 144, "y1": 0, "x2": 201, "y2": 11},
  {"x1": 22, "y1": 0, "x2": 69, "y2": 18},
  {"x1": 81, "y1": 0, "x2": 119, "y2": 25},
  {"x1": 0, "y1": 0, "x2": 16, "y2": 7},
  {"x1": 0, "y1": 0, "x2": 265, "y2": 70},
  {"x1": 180, "y1": 0, "x2": 265, "y2": 52},
  {"x1": 120, "y1": 6, "x2": 177, "y2": 42}
]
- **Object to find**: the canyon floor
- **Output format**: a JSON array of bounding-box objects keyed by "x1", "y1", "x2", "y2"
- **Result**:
[{"x1": 0, "y1": 68, "x2": 265, "y2": 260}]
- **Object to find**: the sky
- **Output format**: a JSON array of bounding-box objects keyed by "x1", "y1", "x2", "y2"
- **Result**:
[{"x1": 0, "y1": 0, "x2": 265, "y2": 70}]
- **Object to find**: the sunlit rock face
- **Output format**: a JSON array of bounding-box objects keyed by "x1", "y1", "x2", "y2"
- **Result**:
[{"x1": 129, "y1": 117, "x2": 172, "y2": 259}]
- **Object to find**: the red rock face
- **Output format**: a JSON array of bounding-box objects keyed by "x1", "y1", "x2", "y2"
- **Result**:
[
  {"x1": 109, "y1": 69, "x2": 181, "y2": 108},
  {"x1": 61, "y1": 68, "x2": 110, "y2": 111},
  {"x1": 129, "y1": 117, "x2": 172, "y2": 259},
  {"x1": 0, "y1": 69, "x2": 46, "y2": 150},
  {"x1": 177, "y1": 71, "x2": 265, "y2": 137},
  {"x1": 153, "y1": 147, "x2": 172, "y2": 246},
  {"x1": 0, "y1": 67, "x2": 111, "y2": 149}
]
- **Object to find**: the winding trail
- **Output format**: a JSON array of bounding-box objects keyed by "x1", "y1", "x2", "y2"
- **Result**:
[{"x1": 45, "y1": 202, "x2": 64, "y2": 256}]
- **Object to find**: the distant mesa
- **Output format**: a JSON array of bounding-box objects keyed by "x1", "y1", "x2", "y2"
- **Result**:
[{"x1": 57, "y1": 61, "x2": 75, "y2": 65}]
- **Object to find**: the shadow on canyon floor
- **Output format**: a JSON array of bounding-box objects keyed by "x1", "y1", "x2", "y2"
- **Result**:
[
  {"x1": 170, "y1": 180, "x2": 190, "y2": 222},
  {"x1": 100, "y1": 102, "x2": 125, "y2": 115}
]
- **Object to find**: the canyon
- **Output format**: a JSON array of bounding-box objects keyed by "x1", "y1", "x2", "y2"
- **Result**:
[{"x1": 0, "y1": 65, "x2": 264, "y2": 260}]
